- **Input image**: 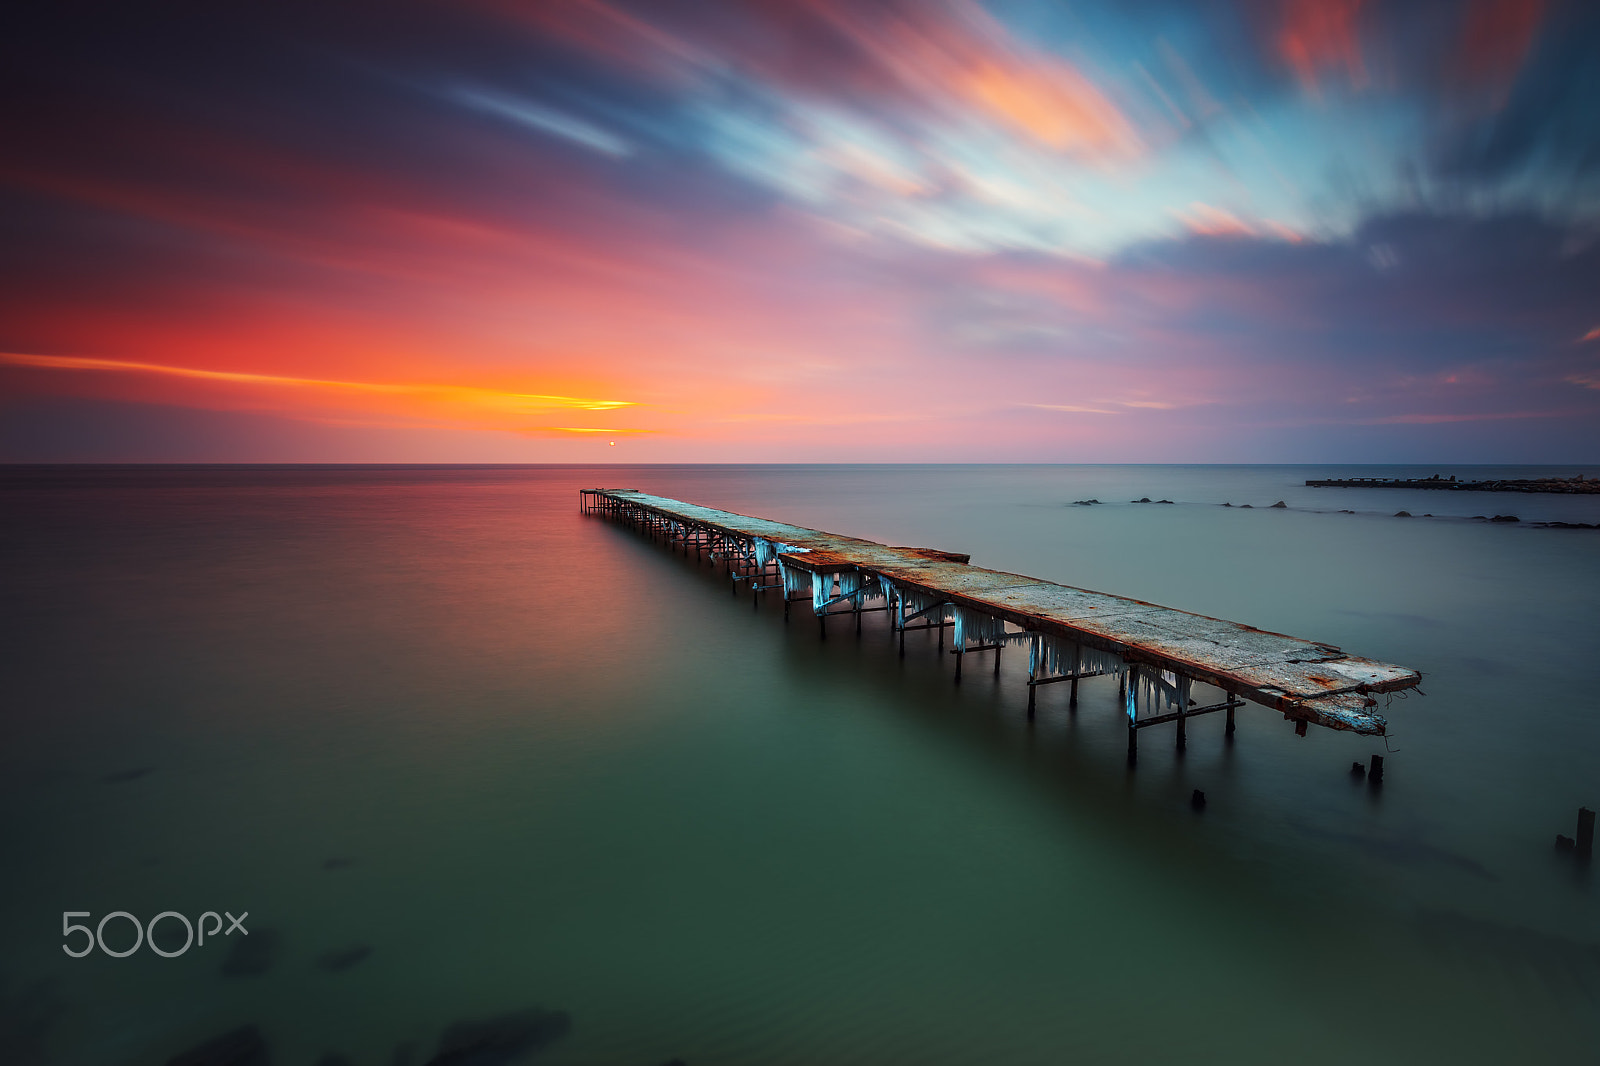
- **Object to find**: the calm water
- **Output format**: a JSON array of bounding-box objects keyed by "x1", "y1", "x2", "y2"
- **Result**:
[{"x1": 2, "y1": 464, "x2": 1597, "y2": 1065}]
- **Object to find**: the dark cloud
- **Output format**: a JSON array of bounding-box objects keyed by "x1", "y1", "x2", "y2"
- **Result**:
[{"x1": 1426, "y1": 3, "x2": 1600, "y2": 197}]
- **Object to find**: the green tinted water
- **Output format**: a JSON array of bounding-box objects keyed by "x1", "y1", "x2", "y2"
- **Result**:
[{"x1": 2, "y1": 465, "x2": 1596, "y2": 1064}]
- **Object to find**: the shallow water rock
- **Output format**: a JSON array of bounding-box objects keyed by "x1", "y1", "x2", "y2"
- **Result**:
[
  {"x1": 0, "y1": 976, "x2": 63, "y2": 1065},
  {"x1": 317, "y1": 945, "x2": 372, "y2": 973},
  {"x1": 220, "y1": 929, "x2": 280, "y2": 978},
  {"x1": 166, "y1": 1024, "x2": 268, "y2": 1066},
  {"x1": 1395, "y1": 510, "x2": 1411, "y2": 517},
  {"x1": 1270, "y1": 500, "x2": 1286, "y2": 508},
  {"x1": 425, "y1": 1007, "x2": 572, "y2": 1065}
]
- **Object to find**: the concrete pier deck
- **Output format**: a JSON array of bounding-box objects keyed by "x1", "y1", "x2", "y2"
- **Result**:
[{"x1": 582, "y1": 489, "x2": 1421, "y2": 739}]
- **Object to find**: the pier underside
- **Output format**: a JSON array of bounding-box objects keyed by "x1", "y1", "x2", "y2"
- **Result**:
[{"x1": 581, "y1": 489, "x2": 1420, "y2": 741}]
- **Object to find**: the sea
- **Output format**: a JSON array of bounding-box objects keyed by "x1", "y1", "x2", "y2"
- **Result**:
[{"x1": 2, "y1": 464, "x2": 1597, "y2": 1065}]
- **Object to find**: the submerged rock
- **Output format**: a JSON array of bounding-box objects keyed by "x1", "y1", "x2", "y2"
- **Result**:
[
  {"x1": 1270, "y1": 500, "x2": 1287, "y2": 508},
  {"x1": 1071, "y1": 498, "x2": 1101, "y2": 505},
  {"x1": 220, "y1": 929, "x2": 280, "y2": 979},
  {"x1": 0, "y1": 976, "x2": 63, "y2": 1065},
  {"x1": 166, "y1": 1025, "x2": 269, "y2": 1066},
  {"x1": 1132, "y1": 497, "x2": 1152, "y2": 503},
  {"x1": 1395, "y1": 511, "x2": 1412, "y2": 517},
  {"x1": 1490, "y1": 514, "x2": 1520, "y2": 522},
  {"x1": 425, "y1": 1007, "x2": 572, "y2": 1065},
  {"x1": 317, "y1": 945, "x2": 372, "y2": 973}
]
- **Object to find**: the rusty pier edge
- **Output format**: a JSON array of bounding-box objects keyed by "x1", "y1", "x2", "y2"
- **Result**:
[{"x1": 580, "y1": 489, "x2": 1421, "y2": 750}]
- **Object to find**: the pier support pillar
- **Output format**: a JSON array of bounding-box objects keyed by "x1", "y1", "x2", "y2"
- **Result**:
[
  {"x1": 1175, "y1": 677, "x2": 1192, "y2": 753},
  {"x1": 954, "y1": 647, "x2": 963, "y2": 683},
  {"x1": 819, "y1": 613, "x2": 826, "y2": 641},
  {"x1": 1125, "y1": 665, "x2": 1138, "y2": 767},
  {"x1": 994, "y1": 646, "x2": 1001, "y2": 677},
  {"x1": 1027, "y1": 684, "x2": 1036, "y2": 720},
  {"x1": 1225, "y1": 704, "x2": 1235, "y2": 740},
  {"x1": 1577, "y1": 808, "x2": 1594, "y2": 856},
  {"x1": 1369, "y1": 754, "x2": 1384, "y2": 784}
]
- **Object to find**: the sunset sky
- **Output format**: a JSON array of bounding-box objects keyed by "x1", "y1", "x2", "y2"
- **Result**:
[{"x1": 3, "y1": 0, "x2": 1597, "y2": 462}]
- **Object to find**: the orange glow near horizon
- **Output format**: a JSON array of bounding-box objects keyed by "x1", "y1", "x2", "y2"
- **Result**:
[{"x1": 1, "y1": 352, "x2": 644, "y2": 436}]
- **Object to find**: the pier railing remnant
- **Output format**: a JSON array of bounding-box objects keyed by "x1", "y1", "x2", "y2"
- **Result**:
[{"x1": 581, "y1": 489, "x2": 1421, "y2": 761}]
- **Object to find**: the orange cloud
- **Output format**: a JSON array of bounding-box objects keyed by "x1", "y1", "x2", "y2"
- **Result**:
[
  {"x1": 506, "y1": 0, "x2": 1141, "y2": 165},
  {"x1": 1, "y1": 351, "x2": 641, "y2": 434},
  {"x1": 1172, "y1": 203, "x2": 1301, "y2": 241},
  {"x1": 959, "y1": 55, "x2": 1136, "y2": 156}
]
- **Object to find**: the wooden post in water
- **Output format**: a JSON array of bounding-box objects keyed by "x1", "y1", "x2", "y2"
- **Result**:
[{"x1": 1577, "y1": 807, "x2": 1595, "y2": 856}]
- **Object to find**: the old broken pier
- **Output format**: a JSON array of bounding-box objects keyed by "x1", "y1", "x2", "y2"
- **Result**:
[{"x1": 581, "y1": 489, "x2": 1421, "y2": 759}]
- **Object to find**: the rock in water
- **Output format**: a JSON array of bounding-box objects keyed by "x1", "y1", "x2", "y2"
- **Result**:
[
  {"x1": 1270, "y1": 500, "x2": 1286, "y2": 508},
  {"x1": 425, "y1": 1007, "x2": 572, "y2": 1065},
  {"x1": 220, "y1": 929, "x2": 280, "y2": 978},
  {"x1": 166, "y1": 1025, "x2": 269, "y2": 1066},
  {"x1": 316, "y1": 944, "x2": 373, "y2": 973}
]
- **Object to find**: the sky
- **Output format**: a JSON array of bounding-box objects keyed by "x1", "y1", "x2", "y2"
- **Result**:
[{"x1": 2, "y1": 0, "x2": 1597, "y2": 462}]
